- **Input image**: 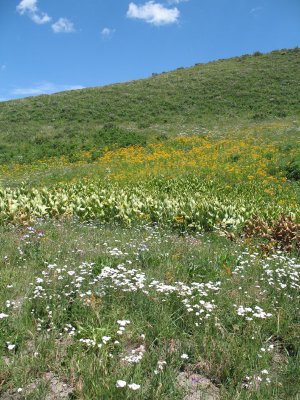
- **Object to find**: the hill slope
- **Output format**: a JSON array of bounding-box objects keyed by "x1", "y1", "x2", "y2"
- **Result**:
[{"x1": 0, "y1": 48, "x2": 299, "y2": 163}]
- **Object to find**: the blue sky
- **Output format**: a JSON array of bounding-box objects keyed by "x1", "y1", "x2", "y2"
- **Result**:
[{"x1": 0, "y1": 0, "x2": 299, "y2": 101}]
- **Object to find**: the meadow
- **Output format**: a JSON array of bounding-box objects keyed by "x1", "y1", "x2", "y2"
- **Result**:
[
  {"x1": 0, "y1": 49, "x2": 300, "y2": 399},
  {"x1": 0, "y1": 117, "x2": 299, "y2": 399}
]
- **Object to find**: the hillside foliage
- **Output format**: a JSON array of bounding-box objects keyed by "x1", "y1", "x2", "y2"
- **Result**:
[{"x1": 0, "y1": 48, "x2": 299, "y2": 163}]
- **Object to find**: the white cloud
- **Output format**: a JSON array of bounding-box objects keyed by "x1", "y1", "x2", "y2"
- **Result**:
[
  {"x1": 1, "y1": 65, "x2": 6, "y2": 71},
  {"x1": 127, "y1": 1, "x2": 180, "y2": 26},
  {"x1": 16, "y1": 0, "x2": 51, "y2": 25},
  {"x1": 17, "y1": 0, "x2": 38, "y2": 14},
  {"x1": 167, "y1": 0, "x2": 188, "y2": 4},
  {"x1": 11, "y1": 82, "x2": 84, "y2": 96},
  {"x1": 101, "y1": 27, "x2": 116, "y2": 39},
  {"x1": 30, "y1": 12, "x2": 51, "y2": 24},
  {"x1": 17, "y1": 1, "x2": 76, "y2": 33},
  {"x1": 52, "y1": 18, "x2": 75, "y2": 33}
]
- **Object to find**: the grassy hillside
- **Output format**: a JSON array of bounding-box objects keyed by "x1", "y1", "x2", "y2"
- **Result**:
[
  {"x1": 0, "y1": 49, "x2": 300, "y2": 399},
  {"x1": 0, "y1": 48, "x2": 299, "y2": 163}
]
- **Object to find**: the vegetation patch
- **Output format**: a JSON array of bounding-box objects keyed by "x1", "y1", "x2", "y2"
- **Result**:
[{"x1": 0, "y1": 49, "x2": 299, "y2": 399}]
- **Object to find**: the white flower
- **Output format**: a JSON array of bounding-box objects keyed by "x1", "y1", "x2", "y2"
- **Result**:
[
  {"x1": 102, "y1": 336, "x2": 111, "y2": 343},
  {"x1": 128, "y1": 383, "x2": 140, "y2": 390},
  {"x1": 7, "y1": 343, "x2": 15, "y2": 351},
  {"x1": 117, "y1": 320, "x2": 130, "y2": 326},
  {"x1": 155, "y1": 360, "x2": 167, "y2": 373},
  {"x1": 67, "y1": 271, "x2": 76, "y2": 276},
  {"x1": 181, "y1": 353, "x2": 189, "y2": 359},
  {"x1": 0, "y1": 313, "x2": 8, "y2": 319},
  {"x1": 116, "y1": 380, "x2": 127, "y2": 388}
]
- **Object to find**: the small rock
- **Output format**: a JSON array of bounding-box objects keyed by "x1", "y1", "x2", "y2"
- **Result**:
[
  {"x1": 44, "y1": 372, "x2": 74, "y2": 399},
  {"x1": 177, "y1": 372, "x2": 220, "y2": 400}
]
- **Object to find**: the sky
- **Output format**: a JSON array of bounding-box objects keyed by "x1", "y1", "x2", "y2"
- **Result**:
[{"x1": 0, "y1": 0, "x2": 299, "y2": 101}]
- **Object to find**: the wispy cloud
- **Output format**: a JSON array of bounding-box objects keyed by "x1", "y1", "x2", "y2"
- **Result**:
[
  {"x1": 11, "y1": 82, "x2": 84, "y2": 97},
  {"x1": 16, "y1": 0, "x2": 51, "y2": 25},
  {"x1": 250, "y1": 7, "x2": 263, "y2": 15},
  {"x1": 101, "y1": 27, "x2": 116, "y2": 39},
  {"x1": 1, "y1": 65, "x2": 6, "y2": 71},
  {"x1": 52, "y1": 18, "x2": 75, "y2": 33},
  {"x1": 167, "y1": 0, "x2": 189, "y2": 4},
  {"x1": 127, "y1": 1, "x2": 180, "y2": 26},
  {"x1": 17, "y1": 0, "x2": 76, "y2": 33}
]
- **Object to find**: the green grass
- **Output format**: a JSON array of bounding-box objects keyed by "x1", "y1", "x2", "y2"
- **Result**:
[
  {"x1": 0, "y1": 48, "x2": 300, "y2": 163},
  {"x1": 0, "y1": 47, "x2": 300, "y2": 399},
  {"x1": 0, "y1": 221, "x2": 299, "y2": 399}
]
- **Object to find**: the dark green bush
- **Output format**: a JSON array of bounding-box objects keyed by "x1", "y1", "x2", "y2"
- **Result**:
[
  {"x1": 269, "y1": 151, "x2": 300, "y2": 181},
  {"x1": 229, "y1": 154, "x2": 240, "y2": 162},
  {"x1": 284, "y1": 159, "x2": 300, "y2": 181}
]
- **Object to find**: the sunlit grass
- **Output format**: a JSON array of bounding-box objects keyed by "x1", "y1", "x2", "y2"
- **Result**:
[
  {"x1": 0, "y1": 221, "x2": 299, "y2": 399},
  {"x1": 0, "y1": 117, "x2": 299, "y2": 398}
]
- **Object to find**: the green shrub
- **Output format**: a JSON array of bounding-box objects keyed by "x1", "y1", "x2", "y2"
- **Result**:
[
  {"x1": 284, "y1": 159, "x2": 300, "y2": 181},
  {"x1": 269, "y1": 152, "x2": 300, "y2": 181}
]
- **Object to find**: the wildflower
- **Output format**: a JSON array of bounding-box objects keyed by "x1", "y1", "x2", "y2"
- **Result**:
[
  {"x1": 0, "y1": 313, "x2": 9, "y2": 319},
  {"x1": 122, "y1": 345, "x2": 145, "y2": 364},
  {"x1": 102, "y1": 336, "x2": 111, "y2": 344},
  {"x1": 128, "y1": 383, "x2": 140, "y2": 390},
  {"x1": 116, "y1": 380, "x2": 127, "y2": 388},
  {"x1": 117, "y1": 320, "x2": 130, "y2": 326},
  {"x1": 181, "y1": 353, "x2": 189, "y2": 360},
  {"x1": 154, "y1": 360, "x2": 167, "y2": 374}
]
